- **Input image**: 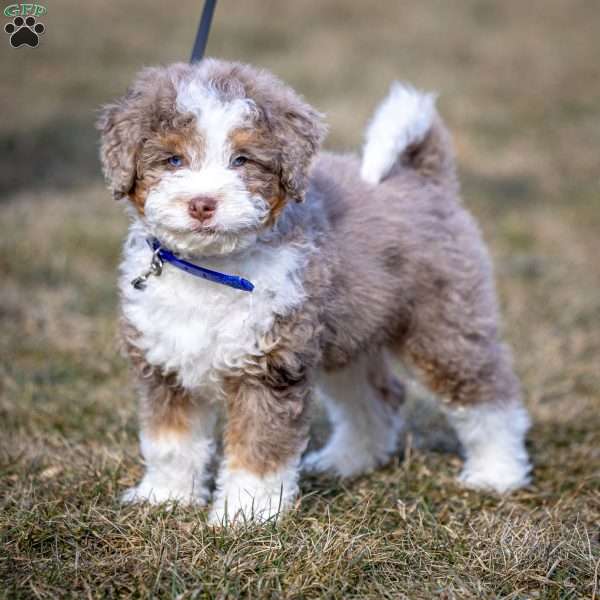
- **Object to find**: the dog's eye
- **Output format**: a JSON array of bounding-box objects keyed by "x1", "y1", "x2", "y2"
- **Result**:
[
  {"x1": 231, "y1": 155, "x2": 248, "y2": 168},
  {"x1": 167, "y1": 155, "x2": 183, "y2": 168}
]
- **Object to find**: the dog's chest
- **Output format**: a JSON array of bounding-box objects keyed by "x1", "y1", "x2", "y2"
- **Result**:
[{"x1": 119, "y1": 235, "x2": 307, "y2": 393}]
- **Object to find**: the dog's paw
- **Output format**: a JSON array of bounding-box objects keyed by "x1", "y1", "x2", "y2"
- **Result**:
[
  {"x1": 302, "y1": 439, "x2": 393, "y2": 479},
  {"x1": 208, "y1": 467, "x2": 298, "y2": 527},
  {"x1": 208, "y1": 493, "x2": 284, "y2": 526},
  {"x1": 303, "y1": 400, "x2": 403, "y2": 479},
  {"x1": 302, "y1": 443, "x2": 382, "y2": 478},
  {"x1": 121, "y1": 479, "x2": 209, "y2": 506},
  {"x1": 458, "y1": 457, "x2": 531, "y2": 493}
]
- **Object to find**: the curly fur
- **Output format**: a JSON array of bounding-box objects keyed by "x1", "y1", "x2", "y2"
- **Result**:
[{"x1": 98, "y1": 59, "x2": 531, "y2": 525}]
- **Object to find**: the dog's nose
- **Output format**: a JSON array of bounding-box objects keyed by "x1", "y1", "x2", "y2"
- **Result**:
[{"x1": 188, "y1": 196, "x2": 217, "y2": 222}]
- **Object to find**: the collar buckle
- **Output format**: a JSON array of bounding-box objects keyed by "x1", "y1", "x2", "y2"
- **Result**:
[{"x1": 131, "y1": 247, "x2": 164, "y2": 290}]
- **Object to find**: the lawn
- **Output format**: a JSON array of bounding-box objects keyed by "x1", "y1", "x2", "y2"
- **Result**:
[{"x1": 1, "y1": 1, "x2": 599, "y2": 597}]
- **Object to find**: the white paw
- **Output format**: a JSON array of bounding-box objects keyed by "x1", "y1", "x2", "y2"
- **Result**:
[
  {"x1": 302, "y1": 424, "x2": 401, "y2": 479},
  {"x1": 303, "y1": 400, "x2": 403, "y2": 479},
  {"x1": 121, "y1": 478, "x2": 209, "y2": 506},
  {"x1": 458, "y1": 456, "x2": 531, "y2": 493},
  {"x1": 208, "y1": 492, "x2": 285, "y2": 526},
  {"x1": 448, "y1": 401, "x2": 532, "y2": 494},
  {"x1": 208, "y1": 466, "x2": 298, "y2": 526},
  {"x1": 302, "y1": 443, "x2": 383, "y2": 478}
]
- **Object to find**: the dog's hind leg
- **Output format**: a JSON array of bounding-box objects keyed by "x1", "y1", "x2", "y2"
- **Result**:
[
  {"x1": 302, "y1": 350, "x2": 405, "y2": 478},
  {"x1": 403, "y1": 327, "x2": 531, "y2": 493}
]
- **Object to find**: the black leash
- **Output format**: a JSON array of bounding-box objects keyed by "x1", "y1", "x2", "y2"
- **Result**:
[{"x1": 190, "y1": 0, "x2": 217, "y2": 62}]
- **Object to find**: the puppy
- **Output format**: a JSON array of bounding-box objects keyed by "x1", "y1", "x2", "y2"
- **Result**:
[{"x1": 98, "y1": 59, "x2": 531, "y2": 525}]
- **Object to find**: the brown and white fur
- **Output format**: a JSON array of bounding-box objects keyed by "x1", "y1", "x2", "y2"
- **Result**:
[{"x1": 98, "y1": 60, "x2": 531, "y2": 525}]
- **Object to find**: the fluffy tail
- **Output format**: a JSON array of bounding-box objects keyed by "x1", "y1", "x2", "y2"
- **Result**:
[{"x1": 360, "y1": 82, "x2": 455, "y2": 186}]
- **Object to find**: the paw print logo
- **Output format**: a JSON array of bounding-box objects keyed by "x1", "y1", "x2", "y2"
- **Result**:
[{"x1": 4, "y1": 16, "x2": 45, "y2": 48}]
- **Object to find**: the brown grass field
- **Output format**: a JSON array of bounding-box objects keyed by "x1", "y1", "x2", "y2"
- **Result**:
[{"x1": 1, "y1": 1, "x2": 599, "y2": 597}]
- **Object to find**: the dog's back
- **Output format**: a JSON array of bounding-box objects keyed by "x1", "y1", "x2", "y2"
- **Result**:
[{"x1": 306, "y1": 84, "x2": 492, "y2": 369}]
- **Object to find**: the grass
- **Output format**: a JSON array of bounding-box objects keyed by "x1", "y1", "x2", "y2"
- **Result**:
[{"x1": 1, "y1": 0, "x2": 599, "y2": 597}]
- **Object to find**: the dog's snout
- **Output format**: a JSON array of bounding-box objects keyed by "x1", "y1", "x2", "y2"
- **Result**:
[{"x1": 188, "y1": 196, "x2": 217, "y2": 222}]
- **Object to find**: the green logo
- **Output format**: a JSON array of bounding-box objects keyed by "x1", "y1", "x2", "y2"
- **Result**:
[
  {"x1": 4, "y1": 3, "x2": 46, "y2": 47},
  {"x1": 4, "y1": 3, "x2": 47, "y2": 17}
]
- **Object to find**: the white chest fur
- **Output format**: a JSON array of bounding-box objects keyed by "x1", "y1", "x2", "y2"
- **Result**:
[{"x1": 119, "y1": 226, "x2": 308, "y2": 394}]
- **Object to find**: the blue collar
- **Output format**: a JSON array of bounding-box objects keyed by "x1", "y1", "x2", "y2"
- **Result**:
[{"x1": 131, "y1": 237, "x2": 255, "y2": 293}]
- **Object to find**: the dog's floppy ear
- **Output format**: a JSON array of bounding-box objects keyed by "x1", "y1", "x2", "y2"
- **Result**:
[
  {"x1": 97, "y1": 92, "x2": 145, "y2": 200},
  {"x1": 270, "y1": 97, "x2": 327, "y2": 203}
]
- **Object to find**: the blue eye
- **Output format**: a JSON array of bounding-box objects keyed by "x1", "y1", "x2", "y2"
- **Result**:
[
  {"x1": 167, "y1": 155, "x2": 183, "y2": 167},
  {"x1": 231, "y1": 155, "x2": 248, "y2": 168}
]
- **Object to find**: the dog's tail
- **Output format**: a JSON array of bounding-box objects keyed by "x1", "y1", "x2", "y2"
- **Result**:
[{"x1": 360, "y1": 82, "x2": 456, "y2": 188}]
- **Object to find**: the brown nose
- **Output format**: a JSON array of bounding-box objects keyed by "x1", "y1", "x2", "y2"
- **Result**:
[{"x1": 188, "y1": 196, "x2": 217, "y2": 222}]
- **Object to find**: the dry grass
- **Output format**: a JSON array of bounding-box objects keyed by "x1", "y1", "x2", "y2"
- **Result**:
[{"x1": 1, "y1": 1, "x2": 599, "y2": 598}]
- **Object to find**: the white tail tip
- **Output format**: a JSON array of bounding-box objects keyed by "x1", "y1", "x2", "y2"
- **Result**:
[{"x1": 360, "y1": 82, "x2": 437, "y2": 185}]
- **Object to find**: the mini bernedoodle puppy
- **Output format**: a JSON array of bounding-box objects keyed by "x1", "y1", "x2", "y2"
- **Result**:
[{"x1": 98, "y1": 59, "x2": 532, "y2": 525}]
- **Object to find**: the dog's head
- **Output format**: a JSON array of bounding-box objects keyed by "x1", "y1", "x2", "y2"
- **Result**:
[{"x1": 97, "y1": 60, "x2": 326, "y2": 255}]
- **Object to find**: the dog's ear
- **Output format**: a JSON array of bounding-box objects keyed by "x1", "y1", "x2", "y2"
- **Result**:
[
  {"x1": 270, "y1": 97, "x2": 327, "y2": 203},
  {"x1": 97, "y1": 92, "x2": 145, "y2": 200}
]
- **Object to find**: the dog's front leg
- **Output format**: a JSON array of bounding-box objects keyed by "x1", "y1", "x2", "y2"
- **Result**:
[
  {"x1": 122, "y1": 375, "x2": 217, "y2": 507},
  {"x1": 209, "y1": 352, "x2": 313, "y2": 526}
]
